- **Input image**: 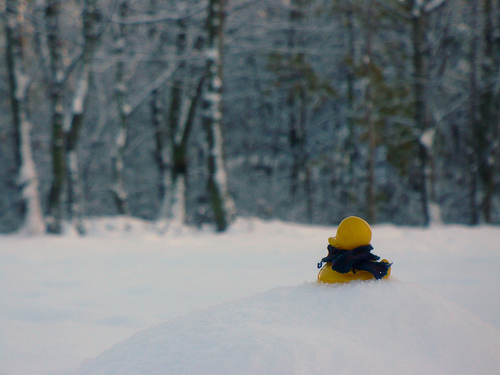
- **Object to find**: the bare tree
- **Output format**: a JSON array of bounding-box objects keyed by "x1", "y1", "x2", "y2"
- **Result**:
[
  {"x1": 478, "y1": 0, "x2": 500, "y2": 223},
  {"x1": 201, "y1": 0, "x2": 236, "y2": 231},
  {"x1": 266, "y1": 0, "x2": 335, "y2": 222},
  {"x1": 286, "y1": 1, "x2": 307, "y2": 204},
  {"x1": 342, "y1": 0, "x2": 360, "y2": 208},
  {"x1": 148, "y1": 0, "x2": 169, "y2": 225},
  {"x1": 5, "y1": 0, "x2": 45, "y2": 235},
  {"x1": 111, "y1": 0, "x2": 130, "y2": 215},
  {"x1": 154, "y1": 15, "x2": 207, "y2": 230},
  {"x1": 64, "y1": 0, "x2": 102, "y2": 234},
  {"x1": 364, "y1": 0, "x2": 377, "y2": 223},
  {"x1": 467, "y1": 0, "x2": 480, "y2": 224},
  {"x1": 394, "y1": 0, "x2": 447, "y2": 226},
  {"x1": 45, "y1": 0, "x2": 66, "y2": 233}
]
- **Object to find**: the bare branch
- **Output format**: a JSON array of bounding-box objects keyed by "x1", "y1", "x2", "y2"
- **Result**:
[
  {"x1": 373, "y1": 0, "x2": 411, "y2": 20},
  {"x1": 111, "y1": 6, "x2": 207, "y2": 25},
  {"x1": 424, "y1": 0, "x2": 446, "y2": 14}
]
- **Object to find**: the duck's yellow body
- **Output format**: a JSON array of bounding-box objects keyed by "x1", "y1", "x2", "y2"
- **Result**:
[
  {"x1": 317, "y1": 260, "x2": 392, "y2": 284},
  {"x1": 317, "y1": 216, "x2": 392, "y2": 284}
]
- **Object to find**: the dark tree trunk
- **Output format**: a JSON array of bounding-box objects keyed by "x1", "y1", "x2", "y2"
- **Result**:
[
  {"x1": 468, "y1": 1, "x2": 480, "y2": 225},
  {"x1": 65, "y1": 0, "x2": 102, "y2": 235},
  {"x1": 45, "y1": 0, "x2": 66, "y2": 234},
  {"x1": 479, "y1": 0, "x2": 500, "y2": 222},
  {"x1": 111, "y1": 0, "x2": 130, "y2": 215},
  {"x1": 365, "y1": 0, "x2": 377, "y2": 224},
  {"x1": 202, "y1": 0, "x2": 235, "y2": 231},
  {"x1": 411, "y1": 3, "x2": 430, "y2": 226}
]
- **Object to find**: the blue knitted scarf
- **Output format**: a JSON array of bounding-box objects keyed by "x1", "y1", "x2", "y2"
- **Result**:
[{"x1": 317, "y1": 244, "x2": 391, "y2": 279}]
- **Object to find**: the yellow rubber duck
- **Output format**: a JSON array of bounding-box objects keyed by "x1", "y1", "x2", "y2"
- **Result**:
[{"x1": 317, "y1": 216, "x2": 392, "y2": 283}]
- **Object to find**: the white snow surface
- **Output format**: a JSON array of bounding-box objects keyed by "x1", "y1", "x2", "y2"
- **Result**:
[
  {"x1": 1, "y1": 217, "x2": 500, "y2": 375},
  {"x1": 75, "y1": 281, "x2": 500, "y2": 375}
]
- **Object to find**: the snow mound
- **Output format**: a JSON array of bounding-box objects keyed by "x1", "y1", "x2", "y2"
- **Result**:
[{"x1": 74, "y1": 280, "x2": 500, "y2": 375}]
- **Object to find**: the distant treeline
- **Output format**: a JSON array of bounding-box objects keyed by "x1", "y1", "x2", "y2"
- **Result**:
[{"x1": 1, "y1": 0, "x2": 499, "y2": 234}]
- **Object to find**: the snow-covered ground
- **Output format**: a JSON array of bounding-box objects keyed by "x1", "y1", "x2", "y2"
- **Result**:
[{"x1": 1, "y1": 217, "x2": 499, "y2": 375}]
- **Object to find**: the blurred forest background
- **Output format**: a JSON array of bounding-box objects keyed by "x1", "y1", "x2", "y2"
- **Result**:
[{"x1": 1, "y1": 0, "x2": 499, "y2": 235}]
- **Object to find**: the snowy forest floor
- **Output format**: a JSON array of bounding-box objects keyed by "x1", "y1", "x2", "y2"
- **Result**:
[{"x1": 1, "y1": 217, "x2": 500, "y2": 375}]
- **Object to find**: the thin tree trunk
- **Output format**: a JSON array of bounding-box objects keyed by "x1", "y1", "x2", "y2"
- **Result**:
[
  {"x1": 45, "y1": 0, "x2": 66, "y2": 234},
  {"x1": 164, "y1": 19, "x2": 188, "y2": 227},
  {"x1": 152, "y1": 90, "x2": 169, "y2": 209},
  {"x1": 66, "y1": 71, "x2": 88, "y2": 234},
  {"x1": 479, "y1": 0, "x2": 500, "y2": 222},
  {"x1": 286, "y1": 1, "x2": 312, "y2": 222},
  {"x1": 468, "y1": 1, "x2": 480, "y2": 225},
  {"x1": 65, "y1": 0, "x2": 101, "y2": 234},
  {"x1": 149, "y1": 0, "x2": 169, "y2": 213},
  {"x1": 340, "y1": 1, "x2": 360, "y2": 216},
  {"x1": 287, "y1": 2, "x2": 303, "y2": 201},
  {"x1": 412, "y1": 1, "x2": 430, "y2": 226},
  {"x1": 289, "y1": 92, "x2": 301, "y2": 198},
  {"x1": 345, "y1": 1, "x2": 357, "y2": 187},
  {"x1": 300, "y1": 89, "x2": 313, "y2": 222},
  {"x1": 5, "y1": 0, "x2": 46, "y2": 235},
  {"x1": 345, "y1": 2, "x2": 355, "y2": 120},
  {"x1": 154, "y1": 17, "x2": 206, "y2": 231},
  {"x1": 164, "y1": 70, "x2": 206, "y2": 229},
  {"x1": 202, "y1": 0, "x2": 235, "y2": 231},
  {"x1": 365, "y1": 0, "x2": 377, "y2": 224},
  {"x1": 111, "y1": 0, "x2": 130, "y2": 215}
]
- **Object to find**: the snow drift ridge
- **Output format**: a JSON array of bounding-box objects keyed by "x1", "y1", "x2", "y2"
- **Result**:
[{"x1": 74, "y1": 280, "x2": 500, "y2": 375}]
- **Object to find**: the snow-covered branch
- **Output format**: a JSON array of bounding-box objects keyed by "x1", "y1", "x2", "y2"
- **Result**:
[
  {"x1": 424, "y1": 0, "x2": 446, "y2": 13},
  {"x1": 412, "y1": 0, "x2": 425, "y2": 17},
  {"x1": 110, "y1": 5, "x2": 207, "y2": 25}
]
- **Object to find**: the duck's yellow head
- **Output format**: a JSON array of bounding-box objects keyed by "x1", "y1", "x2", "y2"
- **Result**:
[{"x1": 328, "y1": 216, "x2": 372, "y2": 250}]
